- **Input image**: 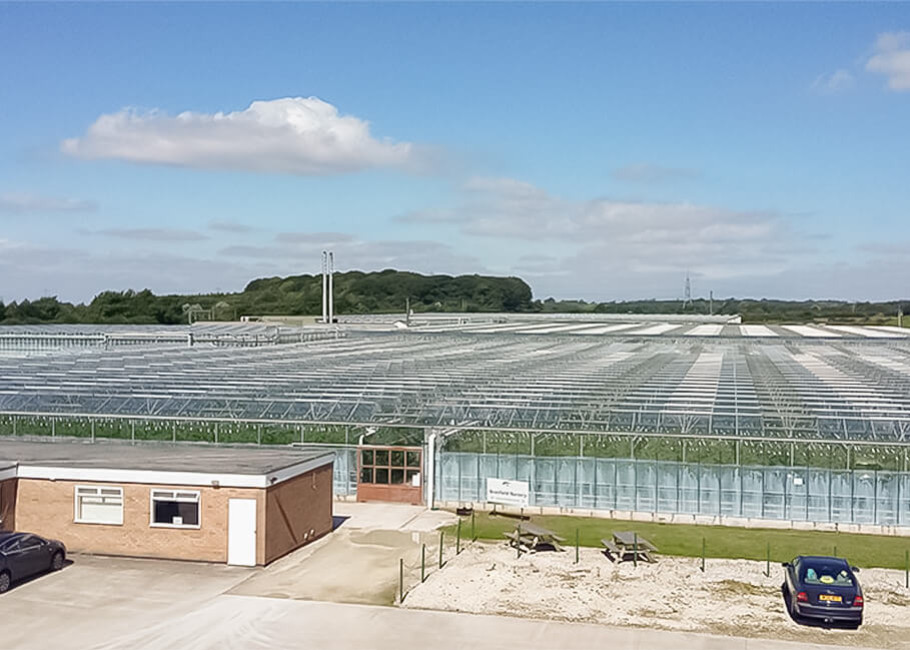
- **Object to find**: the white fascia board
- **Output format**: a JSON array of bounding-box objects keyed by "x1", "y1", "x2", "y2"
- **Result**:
[
  {"x1": 0, "y1": 465, "x2": 17, "y2": 481},
  {"x1": 15, "y1": 452, "x2": 335, "y2": 489},
  {"x1": 17, "y1": 465, "x2": 269, "y2": 488}
]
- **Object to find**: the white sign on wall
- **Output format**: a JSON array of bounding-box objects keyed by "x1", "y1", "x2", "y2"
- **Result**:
[{"x1": 486, "y1": 478, "x2": 530, "y2": 507}]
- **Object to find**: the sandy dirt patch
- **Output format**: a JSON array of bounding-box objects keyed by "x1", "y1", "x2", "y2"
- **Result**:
[{"x1": 403, "y1": 542, "x2": 910, "y2": 649}]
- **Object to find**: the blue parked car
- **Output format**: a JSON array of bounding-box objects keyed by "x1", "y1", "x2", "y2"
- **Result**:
[
  {"x1": 782, "y1": 556, "x2": 863, "y2": 627},
  {"x1": 0, "y1": 532, "x2": 67, "y2": 594}
]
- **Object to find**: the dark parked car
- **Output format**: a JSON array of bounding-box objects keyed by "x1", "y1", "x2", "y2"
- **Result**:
[
  {"x1": 782, "y1": 556, "x2": 863, "y2": 627},
  {"x1": 0, "y1": 532, "x2": 66, "y2": 593}
]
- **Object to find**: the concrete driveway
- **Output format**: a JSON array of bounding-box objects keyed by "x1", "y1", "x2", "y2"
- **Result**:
[{"x1": 1, "y1": 554, "x2": 253, "y2": 650}]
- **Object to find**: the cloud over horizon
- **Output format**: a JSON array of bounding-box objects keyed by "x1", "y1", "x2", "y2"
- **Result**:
[
  {"x1": 61, "y1": 97, "x2": 424, "y2": 175},
  {"x1": 401, "y1": 176, "x2": 823, "y2": 297}
]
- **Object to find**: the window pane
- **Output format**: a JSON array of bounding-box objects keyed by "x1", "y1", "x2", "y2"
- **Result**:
[
  {"x1": 406, "y1": 451, "x2": 420, "y2": 468},
  {"x1": 375, "y1": 450, "x2": 389, "y2": 466},
  {"x1": 153, "y1": 500, "x2": 199, "y2": 526},
  {"x1": 391, "y1": 450, "x2": 405, "y2": 467},
  {"x1": 406, "y1": 469, "x2": 420, "y2": 485},
  {"x1": 360, "y1": 467, "x2": 373, "y2": 484},
  {"x1": 361, "y1": 450, "x2": 374, "y2": 466},
  {"x1": 391, "y1": 469, "x2": 405, "y2": 485},
  {"x1": 375, "y1": 468, "x2": 389, "y2": 484}
]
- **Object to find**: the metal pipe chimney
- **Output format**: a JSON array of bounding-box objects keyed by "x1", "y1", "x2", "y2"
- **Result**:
[
  {"x1": 321, "y1": 251, "x2": 328, "y2": 324},
  {"x1": 328, "y1": 252, "x2": 335, "y2": 324}
]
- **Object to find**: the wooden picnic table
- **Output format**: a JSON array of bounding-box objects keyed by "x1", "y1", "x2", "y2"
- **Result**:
[
  {"x1": 601, "y1": 531, "x2": 658, "y2": 563},
  {"x1": 504, "y1": 521, "x2": 566, "y2": 553}
]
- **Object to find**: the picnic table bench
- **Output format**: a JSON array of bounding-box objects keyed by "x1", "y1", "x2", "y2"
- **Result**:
[
  {"x1": 504, "y1": 522, "x2": 566, "y2": 553},
  {"x1": 601, "y1": 531, "x2": 658, "y2": 563}
]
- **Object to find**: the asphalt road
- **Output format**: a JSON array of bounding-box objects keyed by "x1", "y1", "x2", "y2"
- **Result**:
[{"x1": 89, "y1": 595, "x2": 873, "y2": 650}]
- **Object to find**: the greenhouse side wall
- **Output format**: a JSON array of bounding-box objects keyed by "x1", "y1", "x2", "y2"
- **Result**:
[{"x1": 436, "y1": 452, "x2": 910, "y2": 528}]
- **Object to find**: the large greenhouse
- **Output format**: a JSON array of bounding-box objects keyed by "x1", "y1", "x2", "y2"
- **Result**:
[{"x1": 2, "y1": 317, "x2": 910, "y2": 529}]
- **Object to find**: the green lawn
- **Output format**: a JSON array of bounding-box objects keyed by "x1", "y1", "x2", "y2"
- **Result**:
[{"x1": 445, "y1": 510, "x2": 910, "y2": 571}]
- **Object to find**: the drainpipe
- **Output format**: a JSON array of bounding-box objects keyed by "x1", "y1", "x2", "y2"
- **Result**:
[{"x1": 426, "y1": 429, "x2": 437, "y2": 510}]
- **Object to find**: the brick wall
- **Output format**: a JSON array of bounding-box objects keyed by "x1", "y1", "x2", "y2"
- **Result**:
[
  {"x1": 264, "y1": 463, "x2": 334, "y2": 564},
  {"x1": 14, "y1": 479, "x2": 266, "y2": 564}
]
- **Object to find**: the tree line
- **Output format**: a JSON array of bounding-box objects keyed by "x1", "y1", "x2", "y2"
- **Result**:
[
  {"x1": 1, "y1": 270, "x2": 906, "y2": 325},
  {"x1": 0, "y1": 270, "x2": 534, "y2": 325}
]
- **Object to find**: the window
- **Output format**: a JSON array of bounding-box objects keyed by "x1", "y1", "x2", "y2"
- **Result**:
[
  {"x1": 150, "y1": 490, "x2": 200, "y2": 528},
  {"x1": 75, "y1": 485, "x2": 124, "y2": 525},
  {"x1": 801, "y1": 561, "x2": 854, "y2": 587},
  {"x1": 359, "y1": 448, "x2": 421, "y2": 486}
]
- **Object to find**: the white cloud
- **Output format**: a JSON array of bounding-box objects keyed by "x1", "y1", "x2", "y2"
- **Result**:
[
  {"x1": 219, "y1": 236, "x2": 483, "y2": 277},
  {"x1": 208, "y1": 220, "x2": 256, "y2": 234},
  {"x1": 88, "y1": 228, "x2": 208, "y2": 242},
  {"x1": 866, "y1": 31, "x2": 910, "y2": 91},
  {"x1": 810, "y1": 69, "x2": 855, "y2": 94},
  {"x1": 611, "y1": 163, "x2": 701, "y2": 183},
  {"x1": 402, "y1": 176, "x2": 817, "y2": 293},
  {"x1": 0, "y1": 192, "x2": 97, "y2": 214},
  {"x1": 61, "y1": 97, "x2": 422, "y2": 175}
]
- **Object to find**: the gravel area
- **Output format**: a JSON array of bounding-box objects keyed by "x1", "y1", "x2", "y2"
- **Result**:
[{"x1": 403, "y1": 542, "x2": 910, "y2": 649}]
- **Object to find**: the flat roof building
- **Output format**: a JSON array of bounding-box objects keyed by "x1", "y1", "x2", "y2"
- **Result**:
[{"x1": 0, "y1": 440, "x2": 334, "y2": 566}]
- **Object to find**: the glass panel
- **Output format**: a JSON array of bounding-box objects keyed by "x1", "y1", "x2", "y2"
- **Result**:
[
  {"x1": 153, "y1": 500, "x2": 199, "y2": 526},
  {"x1": 375, "y1": 468, "x2": 389, "y2": 484},
  {"x1": 375, "y1": 450, "x2": 389, "y2": 466},
  {"x1": 406, "y1": 451, "x2": 420, "y2": 468},
  {"x1": 391, "y1": 450, "x2": 405, "y2": 467},
  {"x1": 361, "y1": 450, "x2": 374, "y2": 466},
  {"x1": 406, "y1": 469, "x2": 420, "y2": 485},
  {"x1": 391, "y1": 469, "x2": 405, "y2": 485},
  {"x1": 360, "y1": 467, "x2": 373, "y2": 484}
]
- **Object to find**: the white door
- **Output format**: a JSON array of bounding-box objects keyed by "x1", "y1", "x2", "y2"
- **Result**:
[{"x1": 227, "y1": 498, "x2": 257, "y2": 566}]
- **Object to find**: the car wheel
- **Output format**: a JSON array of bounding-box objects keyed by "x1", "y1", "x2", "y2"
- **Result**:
[
  {"x1": 0, "y1": 570, "x2": 10, "y2": 594},
  {"x1": 51, "y1": 551, "x2": 64, "y2": 572}
]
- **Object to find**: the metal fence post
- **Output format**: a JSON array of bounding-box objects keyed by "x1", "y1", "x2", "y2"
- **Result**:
[
  {"x1": 439, "y1": 531, "x2": 444, "y2": 568},
  {"x1": 765, "y1": 542, "x2": 770, "y2": 577},
  {"x1": 633, "y1": 532, "x2": 638, "y2": 568},
  {"x1": 575, "y1": 528, "x2": 579, "y2": 564},
  {"x1": 471, "y1": 510, "x2": 476, "y2": 541},
  {"x1": 457, "y1": 519, "x2": 462, "y2": 555},
  {"x1": 701, "y1": 537, "x2": 706, "y2": 573},
  {"x1": 399, "y1": 558, "x2": 404, "y2": 603},
  {"x1": 421, "y1": 544, "x2": 426, "y2": 582},
  {"x1": 905, "y1": 549, "x2": 908, "y2": 589}
]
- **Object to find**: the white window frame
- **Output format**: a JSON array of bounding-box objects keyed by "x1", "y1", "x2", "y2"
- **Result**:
[
  {"x1": 74, "y1": 485, "x2": 124, "y2": 526},
  {"x1": 149, "y1": 489, "x2": 201, "y2": 529}
]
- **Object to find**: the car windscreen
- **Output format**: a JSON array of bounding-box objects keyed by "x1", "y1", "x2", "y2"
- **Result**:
[{"x1": 799, "y1": 561, "x2": 854, "y2": 587}]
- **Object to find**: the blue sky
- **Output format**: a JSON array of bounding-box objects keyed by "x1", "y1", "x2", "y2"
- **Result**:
[{"x1": 1, "y1": 2, "x2": 909, "y2": 303}]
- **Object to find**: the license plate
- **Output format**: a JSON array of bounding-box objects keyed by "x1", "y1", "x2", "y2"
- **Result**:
[{"x1": 819, "y1": 594, "x2": 842, "y2": 603}]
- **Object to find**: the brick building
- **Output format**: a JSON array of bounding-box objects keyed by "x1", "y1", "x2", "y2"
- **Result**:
[{"x1": 0, "y1": 440, "x2": 334, "y2": 566}]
